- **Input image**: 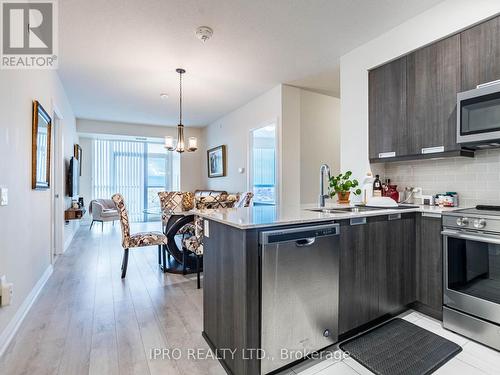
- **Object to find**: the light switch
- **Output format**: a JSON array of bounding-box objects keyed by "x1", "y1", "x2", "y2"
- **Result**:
[{"x1": 0, "y1": 187, "x2": 8, "y2": 206}]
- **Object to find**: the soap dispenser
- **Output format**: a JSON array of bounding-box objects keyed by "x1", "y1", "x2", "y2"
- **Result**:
[{"x1": 361, "y1": 172, "x2": 374, "y2": 204}]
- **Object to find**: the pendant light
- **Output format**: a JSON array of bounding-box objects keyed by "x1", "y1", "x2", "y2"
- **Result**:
[{"x1": 165, "y1": 68, "x2": 198, "y2": 153}]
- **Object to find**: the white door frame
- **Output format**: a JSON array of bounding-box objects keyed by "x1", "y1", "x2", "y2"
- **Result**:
[
  {"x1": 50, "y1": 103, "x2": 64, "y2": 262},
  {"x1": 247, "y1": 118, "x2": 281, "y2": 205}
]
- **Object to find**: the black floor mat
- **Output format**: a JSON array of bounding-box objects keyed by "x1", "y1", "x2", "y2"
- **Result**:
[{"x1": 339, "y1": 318, "x2": 462, "y2": 375}]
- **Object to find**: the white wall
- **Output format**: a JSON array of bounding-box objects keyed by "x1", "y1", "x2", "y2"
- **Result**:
[
  {"x1": 0, "y1": 70, "x2": 78, "y2": 344},
  {"x1": 340, "y1": 0, "x2": 500, "y2": 182},
  {"x1": 300, "y1": 90, "x2": 340, "y2": 204},
  {"x1": 203, "y1": 85, "x2": 283, "y2": 195},
  {"x1": 281, "y1": 86, "x2": 301, "y2": 205},
  {"x1": 76, "y1": 119, "x2": 205, "y2": 196},
  {"x1": 203, "y1": 85, "x2": 340, "y2": 204}
]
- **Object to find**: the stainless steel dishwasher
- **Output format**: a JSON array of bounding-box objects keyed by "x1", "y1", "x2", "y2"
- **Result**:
[{"x1": 260, "y1": 223, "x2": 340, "y2": 375}]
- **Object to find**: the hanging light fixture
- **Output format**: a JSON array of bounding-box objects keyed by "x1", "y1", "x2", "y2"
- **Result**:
[{"x1": 165, "y1": 68, "x2": 198, "y2": 153}]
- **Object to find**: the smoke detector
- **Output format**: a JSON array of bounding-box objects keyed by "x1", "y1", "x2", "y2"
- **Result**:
[{"x1": 195, "y1": 26, "x2": 213, "y2": 42}]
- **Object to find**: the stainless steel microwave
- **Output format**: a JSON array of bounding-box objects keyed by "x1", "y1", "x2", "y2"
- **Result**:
[{"x1": 457, "y1": 80, "x2": 500, "y2": 147}]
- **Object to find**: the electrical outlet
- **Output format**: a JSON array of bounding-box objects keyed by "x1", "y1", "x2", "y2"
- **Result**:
[
  {"x1": 204, "y1": 220, "x2": 210, "y2": 238},
  {"x1": 0, "y1": 276, "x2": 13, "y2": 307},
  {"x1": 0, "y1": 187, "x2": 8, "y2": 206}
]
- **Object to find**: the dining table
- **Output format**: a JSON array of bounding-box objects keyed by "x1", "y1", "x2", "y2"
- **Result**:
[{"x1": 144, "y1": 207, "x2": 198, "y2": 274}]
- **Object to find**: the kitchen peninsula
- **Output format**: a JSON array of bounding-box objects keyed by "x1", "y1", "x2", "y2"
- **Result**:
[{"x1": 197, "y1": 204, "x2": 456, "y2": 375}]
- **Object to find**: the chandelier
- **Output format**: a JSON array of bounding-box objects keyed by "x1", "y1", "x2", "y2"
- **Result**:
[{"x1": 164, "y1": 68, "x2": 197, "y2": 153}]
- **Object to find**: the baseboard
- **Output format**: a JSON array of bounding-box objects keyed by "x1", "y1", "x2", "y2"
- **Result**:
[
  {"x1": 202, "y1": 331, "x2": 233, "y2": 375},
  {"x1": 410, "y1": 301, "x2": 443, "y2": 321},
  {"x1": 0, "y1": 264, "x2": 53, "y2": 358},
  {"x1": 63, "y1": 221, "x2": 80, "y2": 252}
]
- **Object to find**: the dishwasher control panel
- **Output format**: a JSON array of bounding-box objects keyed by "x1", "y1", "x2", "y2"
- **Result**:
[{"x1": 260, "y1": 223, "x2": 340, "y2": 245}]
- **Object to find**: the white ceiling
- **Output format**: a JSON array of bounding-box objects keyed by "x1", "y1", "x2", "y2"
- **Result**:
[{"x1": 59, "y1": 0, "x2": 443, "y2": 127}]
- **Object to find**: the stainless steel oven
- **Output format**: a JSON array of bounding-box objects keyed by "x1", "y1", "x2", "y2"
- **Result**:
[
  {"x1": 457, "y1": 80, "x2": 500, "y2": 147},
  {"x1": 442, "y1": 207, "x2": 500, "y2": 350}
]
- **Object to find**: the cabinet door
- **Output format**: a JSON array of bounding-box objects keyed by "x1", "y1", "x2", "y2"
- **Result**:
[
  {"x1": 377, "y1": 215, "x2": 416, "y2": 316},
  {"x1": 369, "y1": 57, "x2": 408, "y2": 160},
  {"x1": 407, "y1": 35, "x2": 461, "y2": 154},
  {"x1": 461, "y1": 16, "x2": 500, "y2": 91},
  {"x1": 339, "y1": 221, "x2": 378, "y2": 334},
  {"x1": 416, "y1": 215, "x2": 443, "y2": 315}
]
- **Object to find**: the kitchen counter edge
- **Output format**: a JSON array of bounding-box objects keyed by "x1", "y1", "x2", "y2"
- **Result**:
[{"x1": 195, "y1": 205, "x2": 460, "y2": 230}]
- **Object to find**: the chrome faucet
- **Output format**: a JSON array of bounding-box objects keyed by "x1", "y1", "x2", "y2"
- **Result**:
[{"x1": 318, "y1": 164, "x2": 331, "y2": 207}]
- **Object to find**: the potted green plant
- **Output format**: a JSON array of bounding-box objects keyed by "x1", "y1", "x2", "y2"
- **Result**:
[{"x1": 329, "y1": 171, "x2": 362, "y2": 204}]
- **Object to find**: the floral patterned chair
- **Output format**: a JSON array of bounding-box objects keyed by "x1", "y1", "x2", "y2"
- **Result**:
[
  {"x1": 112, "y1": 193, "x2": 168, "y2": 278},
  {"x1": 182, "y1": 192, "x2": 254, "y2": 288},
  {"x1": 157, "y1": 191, "x2": 195, "y2": 232}
]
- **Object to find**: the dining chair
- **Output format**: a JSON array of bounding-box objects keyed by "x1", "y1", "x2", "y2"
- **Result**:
[
  {"x1": 183, "y1": 191, "x2": 254, "y2": 288},
  {"x1": 158, "y1": 191, "x2": 195, "y2": 233},
  {"x1": 112, "y1": 193, "x2": 168, "y2": 278}
]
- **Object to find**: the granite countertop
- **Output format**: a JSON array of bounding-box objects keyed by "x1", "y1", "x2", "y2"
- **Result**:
[{"x1": 195, "y1": 202, "x2": 462, "y2": 230}]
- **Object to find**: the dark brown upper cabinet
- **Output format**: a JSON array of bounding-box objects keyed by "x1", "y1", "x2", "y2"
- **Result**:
[
  {"x1": 461, "y1": 15, "x2": 500, "y2": 91},
  {"x1": 369, "y1": 57, "x2": 408, "y2": 160},
  {"x1": 407, "y1": 35, "x2": 461, "y2": 154},
  {"x1": 367, "y1": 16, "x2": 500, "y2": 162}
]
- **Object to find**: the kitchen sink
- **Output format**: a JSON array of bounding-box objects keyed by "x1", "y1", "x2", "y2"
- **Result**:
[
  {"x1": 331, "y1": 206, "x2": 384, "y2": 213},
  {"x1": 307, "y1": 208, "x2": 347, "y2": 214},
  {"x1": 307, "y1": 206, "x2": 381, "y2": 214}
]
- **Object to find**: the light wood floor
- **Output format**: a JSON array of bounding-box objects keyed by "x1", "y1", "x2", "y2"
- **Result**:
[{"x1": 0, "y1": 221, "x2": 226, "y2": 375}]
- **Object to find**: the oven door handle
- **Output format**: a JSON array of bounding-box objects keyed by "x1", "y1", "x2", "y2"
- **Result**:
[{"x1": 441, "y1": 229, "x2": 500, "y2": 245}]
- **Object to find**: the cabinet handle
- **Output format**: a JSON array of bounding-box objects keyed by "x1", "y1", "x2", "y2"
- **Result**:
[
  {"x1": 350, "y1": 217, "x2": 367, "y2": 226},
  {"x1": 378, "y1": 151, "x2": 396, "y2": 158},
  {"x1": 421, "y1": 146, "x2": 444, "y2": 154},
  {"x1": 422, "y1": 212, "x2": 441, "y2": 218},
  {"x1": 388, "y1": 213, "x2": 401, "y2": 221},
  {"x1": 295, "y1": 238, "x2": 316, "y2": 247}
]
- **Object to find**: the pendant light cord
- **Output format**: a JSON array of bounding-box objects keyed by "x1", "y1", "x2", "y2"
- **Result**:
[{"x1": 179, "y1": 70, "x2": 183, "y2": 125}]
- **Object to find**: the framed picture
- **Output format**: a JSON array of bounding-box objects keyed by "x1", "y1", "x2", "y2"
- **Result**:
[
  {"x1": 32, "y1": 101, "x2": 52, "y2": 190},
  {"x1": 207, "y1": 145, "x2": 226, "y2": 178},
  {"x1": 74, "y1": 144, "x2": 82, "y2": 176}
]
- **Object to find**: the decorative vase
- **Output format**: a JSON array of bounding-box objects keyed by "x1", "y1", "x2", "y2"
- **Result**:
[{"x1": 337, "y1": 191, "x2": 351, "y2": 204}]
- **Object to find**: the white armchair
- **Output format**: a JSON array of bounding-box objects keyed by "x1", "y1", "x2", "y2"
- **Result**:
[{"x1": 89, "y1": 199, "x2": 120, "y2": 230}]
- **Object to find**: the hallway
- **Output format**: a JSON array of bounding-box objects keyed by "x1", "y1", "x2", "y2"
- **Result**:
[{"x1": 0, "y1": 222, "x2": 224, "y2": 375}]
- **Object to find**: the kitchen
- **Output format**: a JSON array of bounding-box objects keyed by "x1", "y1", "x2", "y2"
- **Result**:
[
  {"x1": 2, "y1": 2, "x2": 500, "y2": 375},
  {"x1": 196, "y1": 11, "x2": 500, "y2": 375}
]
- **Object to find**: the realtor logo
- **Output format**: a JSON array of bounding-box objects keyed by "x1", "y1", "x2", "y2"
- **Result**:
[{"x1": 1, "y1": 0, "x2": 58, "y2": 69}]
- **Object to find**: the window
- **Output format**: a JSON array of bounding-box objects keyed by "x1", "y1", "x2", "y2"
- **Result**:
[
  {"x1": 92, "y1": 139, "x2": 179, "y2": 222},
  {"x1": 250, "y1": 124, "x2": 277, "y2": 205}
]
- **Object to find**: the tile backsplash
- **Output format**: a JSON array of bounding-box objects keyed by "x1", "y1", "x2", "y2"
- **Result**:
[{"x1": 376, "y1": 149, "x2": 500, "y2": 208}]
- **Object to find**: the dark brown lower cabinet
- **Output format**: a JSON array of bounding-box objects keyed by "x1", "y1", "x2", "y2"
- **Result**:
[
  {"x1": 415, "y1": 214, "x2": 443, "y2": 320},
  {"x1": 338, "y1": 219, "x2": 378, "y2": 334},
  {"x1": 203, "y1": 221, "x2": 260, "y2": 375},
  {"x1": 339, "y1": 214, "x2": 416, "y2": 335},
  {"x1": 378, "y1": 214, "x2": 416, "y2": 315}
]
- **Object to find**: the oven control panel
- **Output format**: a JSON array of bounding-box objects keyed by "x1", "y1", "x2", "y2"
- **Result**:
[{"x1": 444, "y1": 215, "x2": 490, "y2": 230}]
